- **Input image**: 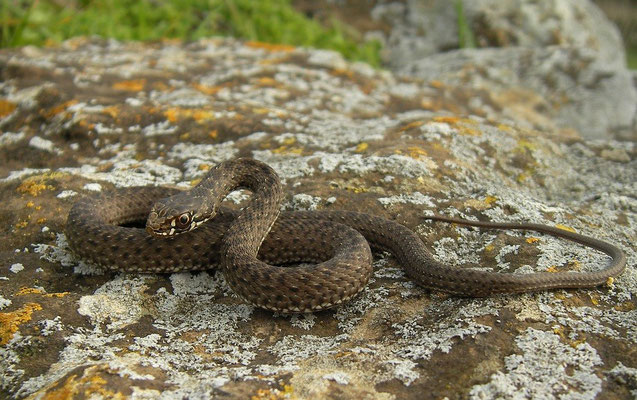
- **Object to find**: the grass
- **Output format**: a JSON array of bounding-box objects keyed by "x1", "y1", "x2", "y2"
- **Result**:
[
  {"x1": 455, "y1": 0, "x2": 476, "y2": 49},
  {"x1": 627, "y1": 48, "x2": 637, "y2": 70},
  {"x1": 0, "y1": 0, "x2": 382, "y2": 66},
  {"x1": 5, "y1": 1, "x2": 629, "y2": 70}
]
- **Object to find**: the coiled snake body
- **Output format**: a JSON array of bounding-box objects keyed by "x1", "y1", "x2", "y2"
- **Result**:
[{"x1": 66, "y1": 158, "x2": 627, "y2": 312}]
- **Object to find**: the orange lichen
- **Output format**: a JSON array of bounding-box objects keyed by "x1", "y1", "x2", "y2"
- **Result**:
[
  {"x1": 163, "y1": 108, "x2": 181, "y2": 123},
  {"x1": 16, "y1": 173, "x2": 63, "y2": 196},
  {"x1": 355, "y1": 142, "x2": 368, "y2": 153},
  {"x1": 16, "y1": 287, "x2": 70, "y2": 298},
  {"x1": 41, "y1": 100, "x2": 78, "y2": 119},
  {"x1": 0, "y1": 303, "x2": 42, "y2": 345},
  {"x1": 256, "y1": 77, "x2": 278, "y2": 87},
  {"x1": 251, "y1": 384, "x2": 294, "y2": 400},
  {"x1": 101, "y1": 105, "x2": 120, "y2": 119},
  {"x1": 112, "y1": 79, "x2": 146, "y2": 92},
  {"x1": 0, "y1": 99, "x2": 17, "y2": 117},
  {"x1": 497, "y1": 123, "x2": 514, "y2": 132},
  {"x1": 331, "y1": 68, "x2": 354, "y2": 80},
  {"x1": 272, "y1": 137, "x2": 304, "y2": 155},
  {"x1": 484, "y1": 196, "x2": 498, "y2": 205},
  {"x1": 406, "y1": 146, "x2": 427, "y2": 159},
  {"x1": 514, "y1": 139, "x2": 537, "y2": 153},
  {"x1": 17, "y1": 180, "x2": 52, "y2": 196},
  {"x1": 259, "y1": 56, "x2": 292, "y2": 66},
  {"x1": 44, "y1": 292, "x2": 70, "y2": 298},
  {"x1": 552, "y1": 325, "x2": 565, "y2": 338},
  {"x1": 552, "y1": 325, "x2": 588, "y2": 348},
  {"x1": 394, "y1": 146, "x2": 428, "y2": 159},
  {"x1": 246, "y1": 41, "x2": 295, "y2": 52},
  {"x1": 590, "y1": 295, "x2": 599, "y2": 306},
  {"x1": 16, "y1": 287, "x2": 45, "y2": 295},
  {"x1": 38, "y1": 367, "x2": 125, "y2": 400},
  {"x1": 400, "y1": 120, "x2": 424, "y2": 131},
  {"x1": 192, "y1": 82, "x2": 227, "y2": 95},
  {"x1": 567, "y1": 260, "x2": 582, "y2": 271},
  {"x1": 272, "y1": 145, "x2": 304, "y2": 155},
  {"x1": 569, "y1": 337, "x2": 588, "y2": 349},
  {"x1": 192, "y1": 110, "x2": 215, "y2": 122},
  {"x1": 432, "y1": 116, "x2": 481, "y2": 136},
  {"x1": 457, "y1": 125, "x2": 481, "y2": 136},
  {"x1": 164, "y1": 108, "x2": 215, "y2": 123},
  {"x1": 344, "y1": 185, "x2": 369, "y2": 194},
  {"x1": 280, "y1": 137, "x2": 297, "y2": 146},
  {"x1": 420, "y1": 99, "x2": 434, "y2": 109},
  {"x1": 526, "y1": 237, "x2": 540, "y2": 244}
]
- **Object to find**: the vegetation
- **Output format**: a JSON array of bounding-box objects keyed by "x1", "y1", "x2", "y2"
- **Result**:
[
  {"x1": 455, "y1": 0, "x2": 475, "y2": 49},
  {"x1": 0, "y1": 0, "x2": 382, "y2": 66},
  {"x1": 2, "y1": 1, "x2": 633, "y2": 69}
]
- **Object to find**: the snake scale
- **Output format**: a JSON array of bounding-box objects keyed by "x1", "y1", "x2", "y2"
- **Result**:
[{"x1": 66, "y1": 158, "x2": 627, "y2": 313}]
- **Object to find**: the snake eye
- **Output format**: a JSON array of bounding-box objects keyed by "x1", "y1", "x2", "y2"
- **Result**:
[{"x1": 176, "y1": 213, "x2": 191, "y2": 228}]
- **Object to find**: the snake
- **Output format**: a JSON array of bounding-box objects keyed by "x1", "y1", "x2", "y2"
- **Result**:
[{"x1": 65, "y1": 158, "x2": 627, "y2": 313}]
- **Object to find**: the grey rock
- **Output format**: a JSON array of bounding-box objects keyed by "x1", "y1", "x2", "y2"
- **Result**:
[
  {"x1": 367, "y1": 0, "x2": 635, "y2": 140},
  {"x1": 371, "y1": 0, "x2": 625, "y2": 69},
  {"x1": 0, "y1": 38, "x2": 635, "y2": 400},
  {"x1": 397, "y1": 46, "x2": 637, "y2": 141},
  {"x1": 463, "y1": 0, "x2": 626, "y2": 69}
]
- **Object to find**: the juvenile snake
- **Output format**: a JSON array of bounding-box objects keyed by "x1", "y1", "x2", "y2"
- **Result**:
[{"x1": 66, "y1": 158, "x2": 627, "y2": 312}]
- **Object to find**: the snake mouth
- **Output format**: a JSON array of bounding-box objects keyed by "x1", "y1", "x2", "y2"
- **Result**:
[
  {"x1": 145, "y1": 222, "x2": 189, "y2": 237},
  {"x1": 146, "y1": 226, "x2": 175, "y2": 237},
  {"x1": 145, "y1": 216, "x2": 211, "y2": 237},
  {"x1": 146, "y1": 209, "x2": 187, "y2": 237}
]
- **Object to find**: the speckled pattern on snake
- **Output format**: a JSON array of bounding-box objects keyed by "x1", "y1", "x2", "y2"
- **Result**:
[{"x1": 65, "y1": 158, "x2": 627, "y2": 313}]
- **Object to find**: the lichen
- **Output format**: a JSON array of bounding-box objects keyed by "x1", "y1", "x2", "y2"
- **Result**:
[{"x1": 469, "y1": 328, "x2": 604, "y2": 399}]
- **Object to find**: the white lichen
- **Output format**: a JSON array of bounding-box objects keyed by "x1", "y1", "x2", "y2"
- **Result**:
[{"x1": 469, "y1": 328, "x2": 603, "y2": 400}]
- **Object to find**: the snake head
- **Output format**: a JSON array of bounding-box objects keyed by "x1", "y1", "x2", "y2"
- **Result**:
[{"x1": 146, "y1": 193, "x2": 213, "y2": 237}]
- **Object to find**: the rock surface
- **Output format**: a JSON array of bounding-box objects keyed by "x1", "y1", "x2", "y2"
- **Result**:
[
  {"x1": 397, "y1": 46, "x2": 637, "y2": 142},
  {"x1": 0, "y1": 38, "x2": 636, "y2": 399},
  {"x1": 295, "y1": 0, "x2": 637, "y2": 140},
  {"x1": 364, "y1": 0, "x2": 626, "y2": 69}
]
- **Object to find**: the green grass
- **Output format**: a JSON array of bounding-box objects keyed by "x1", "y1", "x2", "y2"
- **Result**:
[
  {"x1": 0, "y1": 0, "x2": 382, "y2": 66},
  {"x1": 455, "y1": 0, "x2": 476, "y2": 49},
  {"x1": 626, "y1": 46, "x2": 637, "y2": 70}
]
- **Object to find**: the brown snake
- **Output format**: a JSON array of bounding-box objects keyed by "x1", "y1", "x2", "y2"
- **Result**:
[{"x1": 65, "y1": 158, "x2": 627, "y2": 313}]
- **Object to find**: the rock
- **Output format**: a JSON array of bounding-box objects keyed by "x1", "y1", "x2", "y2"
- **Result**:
[
  {"x1": 296, "y1": 0, "x2": 636, "y2": 140},
  {"x1": 0, "y1": 38, "x2": 635, "y2": 399},
  {"x1": 397, "y1": 46, "x2": 637, "y2": 141},
  {"x1": 365, "y1": 0, "x2": 626, "y2": 70}
]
